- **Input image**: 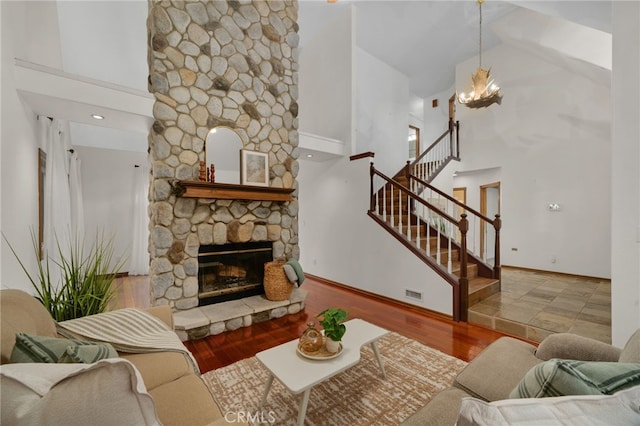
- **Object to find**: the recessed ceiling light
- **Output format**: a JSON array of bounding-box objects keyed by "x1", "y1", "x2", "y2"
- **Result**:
[
  {"x1": 91, "y1": 114, "x2": 104, "y2": 120},
  {"x1": 306, "y1": 154, "x2": 313, "y2": 158}
]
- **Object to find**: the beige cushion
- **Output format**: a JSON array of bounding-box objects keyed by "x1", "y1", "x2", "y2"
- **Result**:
[
  {"x1": 457, "y1": 385, "x2": 640, "y2": 426},
  {"x1": 119, "y1": 351, "x2": 193, "y2": 391},
  {"x1": 401, "y1": 386, "x2": 470, "y2": 426},
  {"x1": 454, "y1": 337, "x2": 541, "y2": 401},
  {"x1": 0, "y1": 359, "x2": 160, "y2": 425},
  {"x1": 619, "y1": 329, "x2": 640, "y2": 363},
  {"x1": 144, "y1": 305, "x2": 175, "y2": 329},
  {"x1": 149, "y1": 374, "x2": 223, "y2": 426},
  {"x1": 536, "y1": 333, "x2": 621, "y2": 362},
  {"x1": 1, "y1": 290, "x2": 58, "y2": 364}
]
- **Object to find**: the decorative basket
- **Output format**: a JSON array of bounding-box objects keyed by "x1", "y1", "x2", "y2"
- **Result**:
[{"x1": 264, "y1": 259, "x2": 293, "y2": 301}]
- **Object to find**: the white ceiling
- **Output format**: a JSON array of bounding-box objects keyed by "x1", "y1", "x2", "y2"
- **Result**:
[
  {"x1": 299, "y1": 0, "x2": 610, "y2": 98},
  {"x1": 44, "y1": 0, "x2": 611, "y2": 154}
]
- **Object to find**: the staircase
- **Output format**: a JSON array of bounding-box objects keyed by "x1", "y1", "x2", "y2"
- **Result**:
[{"x1": 367, "y1": 118, "x2": 501, "y2": 322}]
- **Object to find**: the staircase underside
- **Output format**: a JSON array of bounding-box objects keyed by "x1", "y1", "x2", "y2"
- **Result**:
[
  {"x1": 370, "y1": 208, "x2": 500, "y2": 308},
  {"x1": 379, "y1": 173, "x2": 500, "y2": 308}
]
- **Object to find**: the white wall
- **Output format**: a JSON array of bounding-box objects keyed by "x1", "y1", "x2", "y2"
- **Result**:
[
  {"x1": 298, "y1": 6, "x2": 352, "y2": 146},
  {"x1": 611, "y1": 2, "x2": 640, "y2": 346},
  {"x1": 1, "y1": 1, "x2": 63, "y2": 292},
  {"x1": 297, "y1": 6, "x2": 455, "y2": 316},
  {"x1": 75, "y1": 146, "x2": 147, "y2": 274},
  {"x1": 454, "y1": 43, "x2": 611, "y2": 279},
  {"x1": 355, "y1": 47, "x2": 410, "y2": 177},
  {"x1": 298, "y1": 157, "x2": 452, "y2": 315},
  {"x1": 422, "y1": 86, "x2": 455, "y2": 151},
  {"x1": 0, "y1": 2, "x2": 4, "y2": 283}
]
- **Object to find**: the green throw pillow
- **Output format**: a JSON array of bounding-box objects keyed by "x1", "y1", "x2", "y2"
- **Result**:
[
  {"x1": 286, "y1": 258, "x2": 305, "y2": 285},
  {"x1": 10, "y1": 333, "x2": 117, "y2": 364},
  {"x1": 510, "y1": 359, "x2": 640, "y2": 398}
]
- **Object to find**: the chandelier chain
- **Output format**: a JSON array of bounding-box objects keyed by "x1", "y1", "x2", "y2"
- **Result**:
[{"x1": 478, "y1": 0, "x2": 483, "y2": 70}]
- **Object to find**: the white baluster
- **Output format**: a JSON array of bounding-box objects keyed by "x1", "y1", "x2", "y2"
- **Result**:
[
  {"x1": 436, "y1": 215, "x2": 441, "y2": 266},
  {"x1": 447, "y1": 221, "x2": 453, "y2": 274},
  {"x1": 398, "y1": 190, "x2": 403, "y2": 232},
  {"x1": 390, "y1": 185, "x2": 394, "y2": 227},
  {"x1": 382, "y1": 184, "x2": 387, "y2": 221},
  {"x1": 483, "y1": 221, "x2": 488, "y2": 262},
  {"x1": 426, "y1": 210, "x2": 431, "y2": 257},
  {"x1": 406, "y1": 195, "x2": 411, "y2": 241},
  {"x1": 473, "y1": 215, "x2": 478, "y2": 256}
]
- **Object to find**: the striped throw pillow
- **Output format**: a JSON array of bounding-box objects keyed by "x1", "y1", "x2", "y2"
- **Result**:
[
  {"x1": 10, "y1": 333, "x2": 117, "y2": 364},
  {"x1": 510, "y1": 359, "x2": 640, "y2": 398}
]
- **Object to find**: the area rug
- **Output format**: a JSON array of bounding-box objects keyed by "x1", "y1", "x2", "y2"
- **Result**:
[{"x1": 202, "y1": 332, "x2": 467, "y2": 425}]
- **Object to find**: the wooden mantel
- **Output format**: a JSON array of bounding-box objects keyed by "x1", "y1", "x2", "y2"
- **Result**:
[{"x1": 174, "y1": 180, "x2": 294, "y2": 202}]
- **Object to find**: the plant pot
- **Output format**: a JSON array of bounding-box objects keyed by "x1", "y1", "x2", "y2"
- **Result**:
[{"x1": 325, "y1": 337, "x2": 341, "y2": 353}]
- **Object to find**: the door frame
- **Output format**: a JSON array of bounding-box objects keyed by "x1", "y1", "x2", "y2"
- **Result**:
[
  {"x1": 480, "y1": 182, "x2": 500, "y2": 260},
  {"x1": 409, "y1": 125, "x2": 420, "y2": 158}
]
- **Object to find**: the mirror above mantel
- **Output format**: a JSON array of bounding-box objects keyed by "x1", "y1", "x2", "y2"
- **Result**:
[{"x1": 205, "y1": 127, "x2": 242, "y2": 184}]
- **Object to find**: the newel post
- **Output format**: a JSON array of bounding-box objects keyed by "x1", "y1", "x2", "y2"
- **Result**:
[
  {"x1": 455, "y1": 121, "x2": 461, "y2": 158},
  {"x1": 493, "y1": 214, "x2": 502, "y2": 281},
  {"x1": 405, "y1": 160, "x2": 411, "y2": 182},
  {"x1": 369, "y1": 162, "x2": 375, "y2": 213},
  {"x1": 456, "y1": 213, "x2": 469, "y2": 322},
  {"x1": 405, "y1": 161, "x2": 414, "y2": 211}
]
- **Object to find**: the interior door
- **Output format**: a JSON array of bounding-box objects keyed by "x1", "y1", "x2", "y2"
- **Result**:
[
  {"x1": 408, "y1": 125, "x2": 420, "y2": 159},
  {"x1": 480, "y1": 182, "x2": 500, "y2": 265}
]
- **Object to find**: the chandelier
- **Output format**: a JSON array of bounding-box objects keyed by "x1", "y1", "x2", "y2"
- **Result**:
[{"x1": 457, "y1": 0, "x2": 503, "y2": 109}]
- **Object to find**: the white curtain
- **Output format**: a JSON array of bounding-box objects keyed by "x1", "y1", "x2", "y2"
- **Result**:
[
  {"x1": 69, "y1": 150, "x2": 85, "y2": 242},
  {"x1": 42, "y1": 118, "x2": 72, "y2": 259},
  {"x1": 129, "y1": 164, "x2": 149, "y2": 275}
]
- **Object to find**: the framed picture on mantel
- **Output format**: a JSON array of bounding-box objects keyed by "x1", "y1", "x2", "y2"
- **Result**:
[{"x1": 240, "y1": 149, "x2": 269, "y2": 187}]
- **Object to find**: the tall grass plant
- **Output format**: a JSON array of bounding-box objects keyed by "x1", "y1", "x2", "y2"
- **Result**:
[{"x1": 4, "y1": 231, "x2": 125, "y2": 321}]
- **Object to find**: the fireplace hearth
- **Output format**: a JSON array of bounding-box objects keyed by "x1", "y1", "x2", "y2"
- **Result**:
[{"x1": 198, "y1": 241, "x2": 273, "y2": 306}]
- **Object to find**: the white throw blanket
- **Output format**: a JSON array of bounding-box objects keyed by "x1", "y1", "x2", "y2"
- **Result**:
[{"x1": 57, "y1": 308, "x2": 199, "y2": 374}]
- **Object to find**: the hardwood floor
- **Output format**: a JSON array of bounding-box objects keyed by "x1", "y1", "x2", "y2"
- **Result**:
[{"x1": 114, "y1": 274, "x2": 516, "y2": 374}]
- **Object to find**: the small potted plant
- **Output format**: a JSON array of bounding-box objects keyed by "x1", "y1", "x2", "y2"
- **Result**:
[{"x1": 316, "y1": 308, "x2": 348, "y2": 353}]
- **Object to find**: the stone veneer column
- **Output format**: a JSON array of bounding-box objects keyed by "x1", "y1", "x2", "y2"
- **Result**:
[{"x1": 147, "y1": 0, "x2": 299, "y2": 309}]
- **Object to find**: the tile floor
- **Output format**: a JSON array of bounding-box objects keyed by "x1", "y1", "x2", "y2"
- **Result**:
[{"x1": 469, "y1": 267, "x2": 611, "y2": 344}]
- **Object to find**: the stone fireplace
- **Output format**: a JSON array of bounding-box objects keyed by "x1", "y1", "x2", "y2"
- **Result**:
[{"x1": 146, "y1": 0, "x2": 301, "y2": 319}]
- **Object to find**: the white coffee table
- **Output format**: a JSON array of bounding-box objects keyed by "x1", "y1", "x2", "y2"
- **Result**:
[{"x1": 256, "y1": 318, "x2": 389, "y2": 426}]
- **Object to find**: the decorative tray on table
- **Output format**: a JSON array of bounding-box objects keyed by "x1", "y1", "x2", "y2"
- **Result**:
[{"x1": 296, "y1": 338, "x2": 343, "y2": 360}]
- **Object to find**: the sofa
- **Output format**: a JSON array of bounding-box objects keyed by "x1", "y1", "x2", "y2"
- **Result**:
[
  {"x1": 0, "y1": 289, "x2": 241, "y2": 426},
  {"x1": 402, "y1": 330, "x2": 640, "y2": 425}
]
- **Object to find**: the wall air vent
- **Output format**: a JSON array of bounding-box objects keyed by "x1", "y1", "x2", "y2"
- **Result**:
[{"x1": 405, "y1": 289, "x2": 423, "y2": 301}]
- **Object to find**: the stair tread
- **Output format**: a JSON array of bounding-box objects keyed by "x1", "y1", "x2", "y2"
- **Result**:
[{"x1": 469, "y1": 277, "x2": 499, "y2": 292}]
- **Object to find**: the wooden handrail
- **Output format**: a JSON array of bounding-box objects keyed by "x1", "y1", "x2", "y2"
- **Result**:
[
  {"x1": 411, "y1": 128, "x2": 451, "y2": 167},
  {"x1": 409, "y1": 172, "x2": 502, "y2": 279},
  {"x1": 370, "y1": 164, "x2": 458, "y2": 225},
  {"x1": 410, "y1": 118, "x2": 460, "y2": 168},
  {"x1": 409, "y1": 174, "x2": 494, "y2": 224},
  {"x1": 350, "y1": 151, "x2": 375, "y2": 161}
]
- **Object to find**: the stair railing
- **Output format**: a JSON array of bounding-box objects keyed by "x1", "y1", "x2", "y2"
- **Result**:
[
  {"x1": 408, "y1": 118, "x2": 460, "y2": 183},
  {"x1": 369, "y1": 162, "x2": 470, "y2": 321},
  {"x1": 408, "y1": 174, "x2": 501, "y2": 280}
]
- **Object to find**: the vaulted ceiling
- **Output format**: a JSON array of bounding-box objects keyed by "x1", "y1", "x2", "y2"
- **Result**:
[{"x1": 30, "y1": 1, "x2": 613, "y2": 152}]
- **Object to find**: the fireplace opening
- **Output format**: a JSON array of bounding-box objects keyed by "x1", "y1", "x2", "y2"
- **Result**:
[{"x1": 198, "y1": 241, "x2": 273, "y2": 306}]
